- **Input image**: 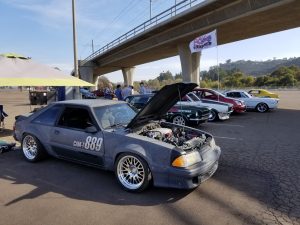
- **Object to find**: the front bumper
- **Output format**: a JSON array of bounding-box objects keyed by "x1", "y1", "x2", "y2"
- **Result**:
[
  {"x1": 189, "y1": 115, "x2": 209, "y2": 123},
  {"x1": 217, "y1": 112, "x2": 231, "y2": 120},
  {"x1": 158, "y1": 147, "x2": 221, "y2": 189},
  {"x1": 233, "y1": 105, "x2": 246, "y2": 113}
]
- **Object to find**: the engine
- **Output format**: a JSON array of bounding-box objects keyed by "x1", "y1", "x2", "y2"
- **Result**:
[{"x1": 138, "y1": 123, "x2": 207, "y2": 151}]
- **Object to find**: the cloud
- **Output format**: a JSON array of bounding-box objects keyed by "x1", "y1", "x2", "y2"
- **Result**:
[{"x1": 0, "y1": 0, "x2": 122, "y2": 31}]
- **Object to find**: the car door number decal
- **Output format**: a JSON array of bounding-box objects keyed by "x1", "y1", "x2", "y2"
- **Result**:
[{"x1": 73, "y1": 136, "x2": 102, "y2": 151}]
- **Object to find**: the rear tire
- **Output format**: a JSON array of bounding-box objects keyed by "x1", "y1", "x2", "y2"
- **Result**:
[
  {"x1": 256, "y1": 103, "x2": 269, "y2": 113},
  {"x1": 115, "y1": 153, "x2": 151, "y2": 192},
  {"x1": 22, "y1": 134, "x2": 46, "y2": 162}
]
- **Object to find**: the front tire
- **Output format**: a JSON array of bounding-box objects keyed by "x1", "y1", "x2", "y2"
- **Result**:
[
  {"x1": 172, "y1": 115, "x2": 187, "y2": 126},
  {"x1": 115, "y1": 153, "x2": 151, "y2": 192},
  {"x1": 256, "y1": 103, "x2": 269, "y2": 113},
  {"x1": 22, "y1": 134, "x2": 46, "y2": 162},
  {"x1": 208, "y1": 110, "x2": 218, "y2": 122}
]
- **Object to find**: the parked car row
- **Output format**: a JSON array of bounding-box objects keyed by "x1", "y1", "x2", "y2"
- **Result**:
[
  {"x1": 125, "y1": 87, "x2": 279, "y2": 126},
  {"x1": 194, "y1": 88, "x2": 279, "y2": 113}
]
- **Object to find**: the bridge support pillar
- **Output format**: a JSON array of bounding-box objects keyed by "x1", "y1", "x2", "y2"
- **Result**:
[
  {"x1": 122, "y1": 67, "x2": 135, "y2": 86},
  {"x1": 178, "y1": 43, "x2": 201, "y2": 85},
  {"x1": 79, "y1": 61, "x2": 97, "y2": 87},
  {"x1": 65, "y1": 61, "x2": 96, "y2": 100}
]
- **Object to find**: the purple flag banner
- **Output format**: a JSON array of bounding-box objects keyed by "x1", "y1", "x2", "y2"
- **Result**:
[{"x1": 189, "y1": 30, "x2": 217, "y2": 53}]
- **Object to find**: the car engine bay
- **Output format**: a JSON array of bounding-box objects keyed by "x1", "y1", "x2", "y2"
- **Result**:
[{"x1": 137, "y1": 122, "x2": 211, "y2": 151}]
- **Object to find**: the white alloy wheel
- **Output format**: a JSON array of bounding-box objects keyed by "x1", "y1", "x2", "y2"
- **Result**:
[
  {"x1": 256, "y1": 103, "x2": 268, "y2": 113},
  {"x1": 172, "y1": 115, "x2": 186, "y2": 126},
  {"x1": 23, "y1": 135, "x2": 38, "y2": 160},
  {"x1": 116, "y1": 154, "x2": 151, "y2": 192},
  {"x1": 22, "y1": 134, "x2": 46, "y2": 162},
  {"x1": 208, "y1": 110, "x2": 217, "y2": 121}
]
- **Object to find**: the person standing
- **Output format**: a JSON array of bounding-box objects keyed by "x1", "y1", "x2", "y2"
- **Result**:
[
  {"x1": 104, "y1": 83, "x2": 114, "y2": 99},
  {"x1": 122, "y1": 85, "x2": 132, "y2": 100},
  {"x1": 114, "y1": 84, "x2": 123, "y2": 100},
  {"x1": 139, "y1": 82, "x2": 146, "y2": 94}
]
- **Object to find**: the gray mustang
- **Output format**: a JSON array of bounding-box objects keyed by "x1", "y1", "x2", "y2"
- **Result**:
[{"x1": 14, "y1": 83, "x2": 221, "y2": 192}]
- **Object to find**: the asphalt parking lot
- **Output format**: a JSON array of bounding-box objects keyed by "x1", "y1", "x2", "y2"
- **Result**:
[{"x1": 0, "y1": 89, "x2": 300, "y2": 225}]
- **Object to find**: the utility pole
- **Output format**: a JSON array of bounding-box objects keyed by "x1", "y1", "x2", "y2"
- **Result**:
[
  {"x1": 72, "y1": 0, "x2": 80, "y2": 99},
  {"x1": 92, "y1": 40, "x2": 95, "y2": 53},
  {"x1": 72, "y1": 0, "x2": 79, "y2": 78},
  {"x1": 150, "y1": 0, "x2": 152, "y2": 19}
]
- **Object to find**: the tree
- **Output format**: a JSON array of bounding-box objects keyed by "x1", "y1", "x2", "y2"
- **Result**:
[
  {"x1": 97, "y1": 76, "x2": 110, "y2": 89},
  {"x1": 241, "y1": 76, "x2": 254, "y2": 87},
  {"x1": 278, "y1": 74, "x2": 295, "y2": 86},
  {"x1": 157, "y1": 71, "x2": 173, "y2": 82},
  {"x1": 147, "y1": 79, "x2": 160, "y2": 90},
  {"x1": 174, "y1": 72, "x2": 182, "y2": 80}
]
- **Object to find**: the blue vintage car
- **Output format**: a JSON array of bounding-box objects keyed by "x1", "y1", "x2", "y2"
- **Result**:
[{"x1": 14, "y1": 83, "x2": 221, "y2": 192}]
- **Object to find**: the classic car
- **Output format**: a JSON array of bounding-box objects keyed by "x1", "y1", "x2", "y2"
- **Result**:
[
  {"x1": 124, "y1": 94, "x2": 211, "y2": 126},
  {"x1": 248, "y1": 89, "x2": 279, "y2": 99},
  {"x1": 193, "y1": 88, "x2": 246, "y2": 113},
  {"x1": 14, "y1": 83, "x2": 221, "y2": 192},
  {"x1": 178, "y1": 92, "x2": 233, "y2": 121},
  {"x1": 223, "y1": 90, "x2": 278, "y2": 113}
]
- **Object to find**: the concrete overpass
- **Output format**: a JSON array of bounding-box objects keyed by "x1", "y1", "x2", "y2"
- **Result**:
[{"x1": 79, "y1": 0, "x2": 300, "y2": 85}]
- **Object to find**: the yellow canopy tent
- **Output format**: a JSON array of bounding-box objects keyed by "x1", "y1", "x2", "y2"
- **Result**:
[{"x1": 0, "y1": 53, "x2": 93, "y2": 87}]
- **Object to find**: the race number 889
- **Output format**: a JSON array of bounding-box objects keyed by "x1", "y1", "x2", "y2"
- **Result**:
[{"x1": 84, "y1": 136, "x2": 102, "y2": 151}]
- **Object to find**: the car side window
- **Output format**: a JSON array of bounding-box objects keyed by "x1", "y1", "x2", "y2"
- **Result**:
[
  {"x1": 250, "y1": 90, "x2": 259, "y2": 94},
  {"x1": 58, "y1": 107, "x2": 94, "y2": 130},
  {"x1": 226, "y1": 92, "x2": 233, "y2": 98},
  {"x1": 32, "y1": 105, "x2": 62, "y2": 126},
  {"x1": 232, "y1": 92, "x2": 241, "y2": 98}
]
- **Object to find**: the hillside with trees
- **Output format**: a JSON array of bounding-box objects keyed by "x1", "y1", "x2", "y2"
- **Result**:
[
  {"x1": 219, "y1": 57, "x2": 300, "y2": 76},
  {"x1": 103, "y1": 57, "x2": 300, "y2": 91}
]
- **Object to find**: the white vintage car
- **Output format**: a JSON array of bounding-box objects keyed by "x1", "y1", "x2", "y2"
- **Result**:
[
  {"x1": 223, "y1": 90, "x2": 278, "y2": 113},
  {"x1": 177, "y1": 92, "x2": 233, "y2": 121}
]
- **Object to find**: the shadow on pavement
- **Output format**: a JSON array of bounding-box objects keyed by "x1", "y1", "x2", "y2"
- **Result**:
[
  {"x1": 0, "y1": 149, "x2": 192, "y2": 207},
  {"x1": 0, "y1": 129, "x2": 14, "y2": 138}
]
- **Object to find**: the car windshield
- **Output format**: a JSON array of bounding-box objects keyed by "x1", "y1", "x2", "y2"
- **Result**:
[
  {"x1": 213, "y1": 90, "x2": 226, "y2": 97},
  {"x1": 93, "y1": 103, "x2": 137, "y2": 129},
  {"x1": 187, "y1": 92, "x2": 200, "y2": 101},
  {"x1": 241, "y1": 92, "x2": 252, "y2": 98}
]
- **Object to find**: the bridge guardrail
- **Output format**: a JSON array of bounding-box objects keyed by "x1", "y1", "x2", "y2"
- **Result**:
[{"x1": 81, "y1": 0, "x2": 204, "y2": 65}]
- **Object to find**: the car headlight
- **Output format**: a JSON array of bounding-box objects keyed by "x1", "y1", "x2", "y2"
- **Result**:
[
  {"x1": 209, "y1": 138, "x2": 216, "y2": 149},
  {"x1": 195, "y1": 111, "x2": 198, "y2": 117},
  {"x1": 172, "y1": 151, "x2": 202, "y2": 168}
]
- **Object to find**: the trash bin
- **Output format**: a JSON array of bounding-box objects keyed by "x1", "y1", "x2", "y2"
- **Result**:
[
  {"x1": 29, "y1": 91, "x2": 48, "y2": 105},
  {"x1": 29, "y1": 91, "x2": 38, "y2": 105}
]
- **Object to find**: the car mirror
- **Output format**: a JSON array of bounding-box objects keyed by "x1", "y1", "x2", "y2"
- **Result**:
[{"x1": 85, "y1": 125, "x2": 98, "y2": 133}]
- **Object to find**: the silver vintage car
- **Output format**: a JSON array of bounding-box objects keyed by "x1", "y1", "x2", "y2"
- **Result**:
[{"x1": 14, "y1": 83, "x2": 221, "y2": 192}]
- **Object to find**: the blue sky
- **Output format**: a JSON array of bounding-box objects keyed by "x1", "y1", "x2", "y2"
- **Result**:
[{"x1": 0, "y1": 0, "x2": 300, "y2": 83}]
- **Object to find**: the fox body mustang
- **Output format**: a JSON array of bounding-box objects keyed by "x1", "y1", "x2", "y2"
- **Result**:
[{"x1": 14, "y1": 83, "x2": 221, "y2": 192}]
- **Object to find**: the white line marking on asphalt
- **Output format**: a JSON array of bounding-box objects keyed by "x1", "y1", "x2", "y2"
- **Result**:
[
  {"x1": 208, "y1": 123, "x2": 244, "y2": 128},
  {"x1": 214, "y1": 136, "x2": 243, "y2": 141}
]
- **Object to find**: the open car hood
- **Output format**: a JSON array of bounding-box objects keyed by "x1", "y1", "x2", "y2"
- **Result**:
[{"x1": 126, "y1": 83, "x2": 198, "y2": 129}]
